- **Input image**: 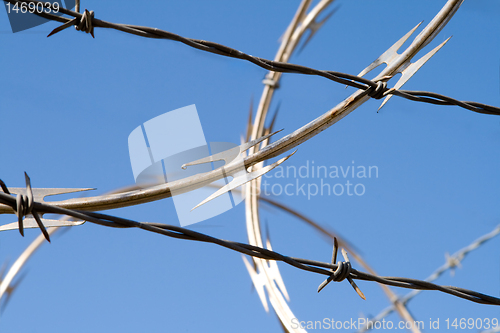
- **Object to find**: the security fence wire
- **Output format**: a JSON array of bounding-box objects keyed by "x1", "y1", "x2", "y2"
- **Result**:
[
  {"x1": 3, "y1": 0, "x2": 500, "y2": 116},
  {"x1": 0, "y1": 176, "x2": 499, "y2": 306}
]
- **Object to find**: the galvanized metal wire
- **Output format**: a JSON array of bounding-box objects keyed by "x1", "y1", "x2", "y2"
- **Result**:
[
  {"x1": 0, "y1": 178, "x2": 499, "y2": 306},
  {"x1": 1, "y1": 2, "x2": 499, "y2": 331},
  {"x1": 3, "y1": 0, "x2": 500, "y2": 116}
]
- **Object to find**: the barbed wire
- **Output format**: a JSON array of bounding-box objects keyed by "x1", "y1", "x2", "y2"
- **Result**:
[
  {"x1": 2, "y1": 1, "x2": 499, "y2": 331},
  {"x1": 0, "y1": 175, "x2": 499, "y2": 306},
  {"x1": 3, "y1": 0, "x2": 500, "y2": 116},
  {"x1": 358, "y1": 223, "x2": 500, "y2": 332}
]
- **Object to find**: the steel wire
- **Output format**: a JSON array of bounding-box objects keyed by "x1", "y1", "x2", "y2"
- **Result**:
[
  {"x1": 0, "y1": 185, "x2": 499, "y2": 306},
  {"x1": 3, "y1": 0, "x2": 500, "y2": 116}
]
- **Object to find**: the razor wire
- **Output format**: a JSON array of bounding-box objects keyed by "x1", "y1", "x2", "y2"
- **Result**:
[
  {"x1": 1, "y1": 1, "x2": 499, "y2": 331},
  {"x1": 241, "y1": 1, "x2": 421, "y2": 331},
  {"x1": 0, "y1": 178, "x2": 499, "y2": 306},
  {"x1": 2, "y1": 0, "x2": 500, "y2": 116}
]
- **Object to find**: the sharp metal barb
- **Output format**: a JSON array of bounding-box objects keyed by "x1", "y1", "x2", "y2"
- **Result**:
[
  {"x1": 0, "y1": 0, "x2": 492, "y2": 118},
  {"x1": 182, "y1": 130, "x2": 283, "y2": 170},
  {"x1": 16, "y1": 194, "x2": 24, "y2": 237},
  {"x1": 298, "y1": 6, "x2": 339, "y2": 54},
  {"x1": 0, "y1": 2, "x2": 499, "y2": 324},
  {"x1": 317, "y1": 237, "x2": 339, "y2": 292},
  {"x1": 191, "y1": 150, "x2": 296, "y2": 211},
  {"x1": 0, "y1": 218, "x2": 85, "y2": 232},
  {"x1": 264, "y1": 226, "x2": 290, "y2": 302},
  {"x1": 47, "y1": 17, "x2": 79, "y2": 37},
  {"x1": 379, "y1": 36, "x2": 451, "y2": 110},
  {"x1": 1, "y1": 185, "x2": 92, "y2": 231},
  {"x1": 341, "y1": 248, "x2": 366, "y2": 300},
  {"x1": 7, "y1": 187, "x2": 95, "y2": 203},
  {"x1": 0, "y1": 0, "x2": 497, "y2": 217},
  {"x1": 347, "y1": 276, "x2": 366, "y2": 300},
  {"x1": 32, "y1": 211, "x2": 50, "y2": 243},
  {"x1": 0, "y1": 179, "x2": 10, "y2": 195},
  {"x1": 318, "y1": 242, "x2": 366, "y2": 299},
  {"x1": 357, "y1": 22, "x2": 423, "y2": 79},
  {"x1": 0, "y1": 186, "x2": 497, "y2": 305},
  {"x1": 242, "y1": 255, "x2": 269, "y2": 312},
  {"x1": 332, "y1": 237, "x2": 338, "y2": 265}
]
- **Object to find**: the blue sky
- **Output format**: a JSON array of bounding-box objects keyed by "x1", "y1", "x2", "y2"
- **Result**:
[{"x1": 1, "y1": 1, "x2": 500, "y2": 332}]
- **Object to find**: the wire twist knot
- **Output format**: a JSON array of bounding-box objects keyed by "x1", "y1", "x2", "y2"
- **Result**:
[
  {"x1": 15, "y1": 191, "x2": 33, "y2": 228},
  {"x1": 47, "y1": 7, "x2": 95, "y2": 38},
  {"x1": 330, "y1": 260, "x2": 352, "y2": 282},
  {"x1": 317, "y1": 237, "x2": 365, "y2": 299},
  {"x1": 0, "y1": 173, "x2": 50, "y2": 242},
  {"x1": 75, "y1": 9, "x2": 94, "y2": 36},
  {"x1": 366, "y1": 81, "x2": 387, "y2": 100}
]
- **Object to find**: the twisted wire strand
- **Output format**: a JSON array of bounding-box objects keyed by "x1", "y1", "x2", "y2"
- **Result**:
[
  {"x1": 3, "y1": 0, "x2": 500, "y2": 116},
  {"x1": 0, "y1": 184, "x2": 499, "y2": 306}
]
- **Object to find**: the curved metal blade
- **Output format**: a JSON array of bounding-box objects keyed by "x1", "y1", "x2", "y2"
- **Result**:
[
  {"x1": 0, "y1": 218, "x2": 85, "y2": 232},
  {"x1": 357, "y1": 22, "x2": 423, "y2": 79},
  {"x1": 191, "y1": 150, "x2": 296, "y2": 211},
  {"x1": 379, "y1": 36, "x2": 451, "y2": 110},
  {"x1": 181, "y1": 130, "x2": 283, "y2": 170},
  {"x1": 8, "y1": 187, "x2": 95, "y2": 203}
]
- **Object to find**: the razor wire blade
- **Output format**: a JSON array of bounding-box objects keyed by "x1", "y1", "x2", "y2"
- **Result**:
[{"x1": 127, "y1": 104, "x2": 289, "y2": 226}]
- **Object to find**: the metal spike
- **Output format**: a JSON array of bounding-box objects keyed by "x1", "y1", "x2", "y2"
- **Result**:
[
  {"x1": 32, "y1": 211, "x2": 51, "y2": 242},
  {"x1": 8, "y1": 187, "x2": 95, "y2": 203},
  {"x1": 191, "y1": 150, "x2": 296, "y2": 211},
  {"x1": 318, "y1": 237, "x2": 338, "y2": 292},
  {"x1": 298, "y1": 7, "x2": 339, "y2": 53},
  {"x1": 265, "y1": 230, "x2": 290, "y2": 301},
  {"x1": 16, "y1": 194, "x2": 24, "y2": 237},
  {"x1": 0, "y1": 179, "x2": 10, "y2": 194},
  {"x1": 317, "y1": 238, "x2": 366, "y2": 300},
  {"x1": 357, "y1": 22, "x2": 423, "y2": 79},
  {"x1": 47, "y1": 17, "x2": 79, "y2": 37},
  {"x1": 181, "y1": 130, "x2": 283, "y2": 170},
  {"x1": 341, "y1": 248, "x2": 366, "y2": 300},
  {"x1": 242, "y1": 256, "x2": 269, "y2": 312},
  {"x1": 0, "y1": 272, "x2": 25, "y2": 314},
  {"x1": 378, "y1": 36, "x2": 451, "y2": 110},
  {"x1": 0, "y1": 187, "x2": 92, "y2": 232},
  {"x1": 0, "y1": 218, "x2": 85, "y2": 232}
]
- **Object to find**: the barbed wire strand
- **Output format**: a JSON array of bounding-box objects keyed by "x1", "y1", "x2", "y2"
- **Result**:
[
  {"x1": 2, "y1": 1, "x2": 499, "y2": 329},
  {"x1": 358, "y1": 224, "x2": 500, "y2": 332},
  {"x1": 3, "y1": 0, "x2": 500, "y2": 116},
  {"x1": 0, "y1": 179, "x2": 499, "y2": 306}
]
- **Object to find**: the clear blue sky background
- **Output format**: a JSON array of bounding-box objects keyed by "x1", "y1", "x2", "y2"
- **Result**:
[{"x1": 1, "y1": 1, "x2": 500, "y2": 332}]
